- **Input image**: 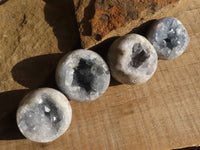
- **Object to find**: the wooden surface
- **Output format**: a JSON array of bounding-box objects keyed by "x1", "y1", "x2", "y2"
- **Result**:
[{"x1": 0, "y1": 0, "x2": 200, "y2": 150}]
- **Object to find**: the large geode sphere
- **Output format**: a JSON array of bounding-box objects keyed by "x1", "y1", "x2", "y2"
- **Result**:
[
  {"x1": 108, "y1": 34, "x2": 158, "y2": 85},
  {"x1": 147, "y1": 17, "x2": 190, "y2": 60},
  {"x1": 16, "y1": 88, "x2": 72, "y2": 143},
  {"x1": 56, "y1": 49, "x2": 110, "y2": 102}
]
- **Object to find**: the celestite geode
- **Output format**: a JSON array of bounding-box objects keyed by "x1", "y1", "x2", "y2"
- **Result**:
[
  {"x1": 108, "y1": 34, "x2": 158, "y2": 85},
  {"x1": 56, "y1": 49, "x2": 110, "y2": 102},
  {"x1": 16, "y1": 88, "x2": 72, "y2": 143},
  {"x1": 147, "y1": 17, "x2": 190, "y2": 60}
]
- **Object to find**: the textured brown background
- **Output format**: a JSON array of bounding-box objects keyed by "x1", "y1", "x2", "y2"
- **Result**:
[
  {"x1": 74, "y1": 0, "x2": 189, "y2": 48},
  {"x1": 0, "y1": 0, "x2": 200, "y2": 149}
]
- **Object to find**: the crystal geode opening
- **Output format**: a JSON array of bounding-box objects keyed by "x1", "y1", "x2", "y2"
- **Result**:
[
  {"x1": 130, "y1": 43, "x2": 150, "y2": 68},
  {"x1": 21, "y1": 95, "x2": 62, "y2": 134},
  {"x1": 40, "y1": 95, "x2": 62, "y2": 129},
  {"x1": 56, "y1": 49, "x2": 111, "y2": 102},
  {"x1": 163, "y1": 27, "x2": 178, "y2": 50},
  {"x1": 17, "y1": 88, "x2": 72, "y2": 142},
  {"x1": 148, "y1": 17, "x2": 190, "y2": 60},
  {"x1": 164, "y1": 38, "x2": 173, "y2": 49},
  {"x1": 72, "y1": 58, "x2": 104, "y2": 94}
]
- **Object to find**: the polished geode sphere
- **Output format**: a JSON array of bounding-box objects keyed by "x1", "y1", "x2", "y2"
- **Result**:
[
  {"x1": 108, "y1": 34, "x2": 158, "y2": 85},
  {"x1": 56, "y1": 49, "x2": 110, "y2": 102},
  {"x1": 16, "y1": 88, "x2": 72, "y2": 143},
  {"x1": 147, "y1": 17, "x2": 190, "y2": 60}
]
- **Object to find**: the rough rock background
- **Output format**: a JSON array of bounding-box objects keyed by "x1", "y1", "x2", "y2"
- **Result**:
[
  {"x1": 0, "y1": 0, "x2": 79, "y2": 92},
  {"x1": 74, "y1": 0, "x2": 189, "y2": 48}
]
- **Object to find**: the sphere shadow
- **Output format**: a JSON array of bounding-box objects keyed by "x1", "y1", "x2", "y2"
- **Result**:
[
  {"x1": 43, "y1": 0, "x2": 81, "y2": 52},
  {"x1": 12, "y1": 0, "x2": 82, "y2": 89},
  {"x1": 11, "y1": 54, "x2": 63, "y2": 89},
  {"x1": 0, "y1": 0, "x2": 8, "y2": 5},
  {"x1": 0, "y1": 89, "x2": 30, "y2": 140},
  {"x1": 89, "y1": 36, "x2": 121, "y2": 86},
  {"x1": 130, "y1": 19, "x2": 157, "y2": 37},
  {"x1": 172, "y1": 146, "x2": 200, "y2": 150}
]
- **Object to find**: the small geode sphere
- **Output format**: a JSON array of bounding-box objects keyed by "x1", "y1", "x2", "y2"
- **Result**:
[
  {"x1": 16, "y1": 88, "x2": 72, "y2": 143},
  {"x1": 108, "y1": 34, "x2": 158, "y2": 85},
  {"x1": 56, "y1": 49, "x2": 110, "y2": 102},
  {"x1": 147, "y1": 17, "x2": 190, "y2": 60}
]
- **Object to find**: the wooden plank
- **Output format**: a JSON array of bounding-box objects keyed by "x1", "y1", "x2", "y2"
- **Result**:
[{"x1": 0, "y1": 0, "x2": 200, "y2": 149}]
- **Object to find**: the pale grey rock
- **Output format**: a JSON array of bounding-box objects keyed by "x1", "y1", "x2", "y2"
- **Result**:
[
  {"x1": 147, "y1": 17, "x2": 190, "y2": 60},
  {"x1": 108, "y1": 34, "x2": 158, "y2": 85},
  {"x1": 16, "y1": 88, "x2": 72, "y2": 143},
  {"x1": 56, "y1": 49, "x2": 110, "y2": 102}
]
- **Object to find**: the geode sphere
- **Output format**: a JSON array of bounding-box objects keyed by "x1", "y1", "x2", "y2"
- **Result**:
[
  {"x1": 147, "y1": 17, "x2": 190, "y2": 60},
  {"x1": 16, "y1": 88, "x2": 72, "y2": 143},
  {"x1": 108, "y1": 34, "x2": 158, "y2": 85},
  {"x1": 56, "y1": 49, "x2": 110, "y2": 102}
]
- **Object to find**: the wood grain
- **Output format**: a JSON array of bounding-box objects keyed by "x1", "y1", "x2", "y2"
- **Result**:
[{"x1": 0, "y1": 0, "x2": 200, "y2": 150}]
